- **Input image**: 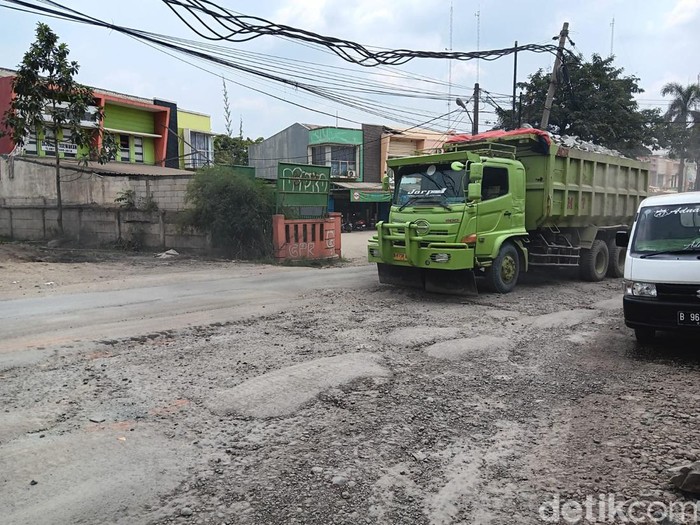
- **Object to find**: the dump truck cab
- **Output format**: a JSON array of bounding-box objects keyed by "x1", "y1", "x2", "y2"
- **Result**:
[{"x1": 368, "y1": 148, "x2": 528, "y2": 294}]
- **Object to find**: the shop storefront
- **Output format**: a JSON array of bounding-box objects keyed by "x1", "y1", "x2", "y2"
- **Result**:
[{"x1": 330, "y1": 182, "x2": 392, "y2": 228}]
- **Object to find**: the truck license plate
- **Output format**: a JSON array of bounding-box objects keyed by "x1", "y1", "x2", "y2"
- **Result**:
[
  {"x1": 678, "y1": 311, "x2": 700, "y2": 326},
  {"x1": 393, "y1": 252, "x2": 407, "y2": 261}
]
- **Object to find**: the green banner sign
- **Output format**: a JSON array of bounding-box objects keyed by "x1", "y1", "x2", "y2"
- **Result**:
[{"x1": 350, "y1": 190, "x2": 392, "y2": 203}]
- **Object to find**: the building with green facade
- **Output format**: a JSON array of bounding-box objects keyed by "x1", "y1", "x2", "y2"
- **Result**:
[
  {"x1": 249, "y1": 122, "x2": 448, "y2": 225},
  {"x1": 0, "y1": 67, "x2": 213, "y2": 170}
]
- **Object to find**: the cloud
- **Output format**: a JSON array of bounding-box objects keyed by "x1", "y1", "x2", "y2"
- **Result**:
[{"x1": 663, "y1": 0, "x2": 700, "y2": 29}]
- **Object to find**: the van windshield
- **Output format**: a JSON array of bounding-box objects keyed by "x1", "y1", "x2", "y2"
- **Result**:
[{"x1": 631, "y1": 203, "x2": 700, "y2": 254}]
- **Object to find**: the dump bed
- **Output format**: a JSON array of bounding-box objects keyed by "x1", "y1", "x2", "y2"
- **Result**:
[{"x1": 446, "y1": 130, "x2": 649, "y2": 230}]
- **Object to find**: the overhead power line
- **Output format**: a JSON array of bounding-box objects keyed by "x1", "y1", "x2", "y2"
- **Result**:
[{"x1": 161, "y1": 0, "x2": 568, "y2": 67}]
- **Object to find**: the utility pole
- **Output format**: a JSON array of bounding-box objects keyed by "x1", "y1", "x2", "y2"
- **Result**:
[
  {"x1": 447, "y1": 1, "x2": 453, "y2": 131},
  {"x1": 540, "y1": 22, "x2": 569, "y2": 131},
  {"x1": 472, "y1": 83, "x2": 480, "y2": 135},
  {"x1": 609, "y1": 18, "x2": 615, "y2": 57},
  {"x1": 512, "y1": 40, "x2": 518, "y2": 129}
]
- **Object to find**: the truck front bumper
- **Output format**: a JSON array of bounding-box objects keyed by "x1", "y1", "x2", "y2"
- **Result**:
[
  {"x1": 623, "y1": 296, "x2": 700, "y2": 332},
  {"x1": 367, "y1": 222, "x2": 475, "y2": 270}
]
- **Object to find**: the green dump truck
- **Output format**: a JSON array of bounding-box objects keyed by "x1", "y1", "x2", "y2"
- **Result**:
[{"x1": 367, "y1": 128, "x2": 649, "y2": 294}]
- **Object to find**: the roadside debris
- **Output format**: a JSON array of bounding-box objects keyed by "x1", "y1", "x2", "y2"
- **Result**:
[
  {"x1": 155, "y1": 249, "x2": 179, "y2": 259},
  {"x1": 670, "y1": 461, "x2": 700, "y2": 494}
]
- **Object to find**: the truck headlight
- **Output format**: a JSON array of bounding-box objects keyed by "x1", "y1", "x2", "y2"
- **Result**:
[
  {"x1": 624, "y1": 280, "x2": 657, "y2": 297},
  {"x1": 369, "y1": 248, "x2": 380, "y2": 258}
]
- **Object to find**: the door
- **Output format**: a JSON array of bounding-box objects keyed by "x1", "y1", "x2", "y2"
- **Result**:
[{"x1": 475, "y1": 166, "x2": 514, "y2": 256}]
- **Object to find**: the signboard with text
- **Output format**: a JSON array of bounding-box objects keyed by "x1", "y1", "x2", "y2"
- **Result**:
[{"x1": 276, "y1": 163, "x2": 331, "y2": 218}]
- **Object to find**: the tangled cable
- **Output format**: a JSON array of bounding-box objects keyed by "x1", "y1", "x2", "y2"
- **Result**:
[{"x1": 162, "y1": 0, "x2": 568, "y2": 67}]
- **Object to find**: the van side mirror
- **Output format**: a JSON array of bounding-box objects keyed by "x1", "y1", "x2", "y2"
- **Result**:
[
  {"x1": 616, "y1": 230, "x2": 629, "y2": 248},
  {"x1": 468, "y1": 182, "x2": 482, "y2": 203}
]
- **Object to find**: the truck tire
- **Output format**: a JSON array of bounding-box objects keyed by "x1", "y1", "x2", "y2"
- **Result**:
[
  {"x1": 485, "y1": 243, "x2": 520, "y2": 293},
  {"x1": 579, "y1": 239, "x2": 609, "y2": 282},
  {"x1": 606, "y1": 238, "x2": 626, "y2": 278}
]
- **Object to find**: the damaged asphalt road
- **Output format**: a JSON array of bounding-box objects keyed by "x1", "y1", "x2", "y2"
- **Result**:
[{"x1": 1, "y1": 261, "x2": 699, "y2": 525}]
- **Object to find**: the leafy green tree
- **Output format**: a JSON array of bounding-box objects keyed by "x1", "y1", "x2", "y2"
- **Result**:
[
  {"x1": 213, "y1": 133, "x2": 263, "y2": 166},
  {"x1": 660, "y1": 82, "x2": 700, "y2": 192},
  {"x1": 1, "y1": 23, "x2": 117, "y2": 235},
  {"x1": 497, "y1": 54, "x2": 667, "y2": 157},
  {"x1": 180, "y1": 166, "x2": 275, "y2": 258}
]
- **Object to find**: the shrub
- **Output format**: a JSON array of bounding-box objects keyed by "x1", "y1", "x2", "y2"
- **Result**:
[{"x1": 180, "y1": 166, "x2": 275, "y2": 259}]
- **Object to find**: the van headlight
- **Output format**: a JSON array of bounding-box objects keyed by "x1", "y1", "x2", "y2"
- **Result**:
[{"x1": 624, "y1": 280, "x2": 657, "y2": 297}]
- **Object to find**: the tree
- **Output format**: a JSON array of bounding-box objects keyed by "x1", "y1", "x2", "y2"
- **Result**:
[
  {"x1": 497, "y1": 54, "x2": 667, "y2": 157},
  {"x1": 660, "y1": 82, "x2": 700, "y2": 192},
  {"x1": 1, "y1": 23, "x2": 116, "y2": 236},
  {"x1": 213, "y1": 131, "x2": 263, "y2": 166},
  {"x1": 180, "y1": 166, "x2": 275, "y2": 258}
]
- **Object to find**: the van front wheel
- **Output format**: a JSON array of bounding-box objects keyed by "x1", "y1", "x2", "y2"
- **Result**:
[{"x1": 634, "y1": 327, "x2": 655, "y2": 344}]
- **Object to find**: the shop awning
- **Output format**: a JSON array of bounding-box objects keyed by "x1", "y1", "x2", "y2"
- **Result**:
[{"x1": 332, "y1": 181, "x2": 392, "y2": 202}]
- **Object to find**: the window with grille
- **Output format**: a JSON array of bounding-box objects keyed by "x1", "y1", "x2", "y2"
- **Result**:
[
  {"x1": 119, "y1": 135, "x2": 130, "y2": 162},
  {"x1": 133, "y1": 137, "x2": 144, "y2": 163},
  {"x1": 190, "y1": 131, "x2": 212, "y2": 168}
]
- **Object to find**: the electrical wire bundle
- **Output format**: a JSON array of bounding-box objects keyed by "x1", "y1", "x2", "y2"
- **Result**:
[
  {"x1": 161, "y1": 0, "x2": 565, "y2": 67},
  {"x1": 0, "y1": 0, "x2": 568, "y2": 135}
]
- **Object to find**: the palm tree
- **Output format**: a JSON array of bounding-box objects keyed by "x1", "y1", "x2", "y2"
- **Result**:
[{"x1": 661, "y1": 82, "x2": 700, "y2": 192}]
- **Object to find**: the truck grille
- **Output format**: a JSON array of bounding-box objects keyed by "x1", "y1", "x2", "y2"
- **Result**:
[{"x1": 656, "y1": 284, "x2": 700, "y2": 304}]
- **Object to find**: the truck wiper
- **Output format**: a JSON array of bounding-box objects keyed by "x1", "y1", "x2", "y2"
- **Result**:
[{"x1": 639, "y1": 247, "x2": 700, "y2": 258}]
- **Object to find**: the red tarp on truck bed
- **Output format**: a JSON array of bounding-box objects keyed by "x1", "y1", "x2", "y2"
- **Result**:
[{"x1": 446, "y1": 127, "x2": 552, "y2": 145}]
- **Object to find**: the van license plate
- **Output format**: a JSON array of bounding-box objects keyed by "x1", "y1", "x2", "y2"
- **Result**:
[
  {"x1": 393, "y1": 253, "x2": 407, "y2": 261},
  {"x1": 678, "y1": 311, "x2": 700, "y2": 326}
]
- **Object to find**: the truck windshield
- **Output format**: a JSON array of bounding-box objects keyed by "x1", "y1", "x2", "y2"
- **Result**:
[
  {"x1": 394, "y1": 164, "x2": 466, "y2": 207},
  {"x1": 630, "y1": 203, "x2": 700, "y2": 254}
]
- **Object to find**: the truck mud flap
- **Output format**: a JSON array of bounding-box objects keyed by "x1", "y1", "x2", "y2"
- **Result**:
[
  {"x1": 424, "y1": 268, "x2": 478, "y2": 296},
  {"x1": 377, "y1": 263, "x2": 425, "y2": 289}
]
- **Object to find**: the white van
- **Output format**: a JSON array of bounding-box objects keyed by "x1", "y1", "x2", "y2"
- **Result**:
[{"x1": 617, "y1": 192, "x2": 700, "y2": 343}]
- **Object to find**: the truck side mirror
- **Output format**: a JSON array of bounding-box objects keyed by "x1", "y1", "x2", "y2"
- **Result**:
[
  {"x1": 616, "y1": 230, "x2": 629, "y2": 248},
  {"x1": 467, "y1": 182, "x2": 482, "y2": 203},
  {"x1": 470, "y1": 163, "x2": 483, "y2": 183},
  {"x1": 381, "y1": 175, "x2": 390, "y2": 191}
]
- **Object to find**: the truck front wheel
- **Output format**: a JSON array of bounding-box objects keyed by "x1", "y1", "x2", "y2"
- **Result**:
[
  {"x1": 579, "y1": 239, "x2": 609, "y2": 282},
  {"x1": 485, "y1": 243, "x2": 520, "y2": 293}
]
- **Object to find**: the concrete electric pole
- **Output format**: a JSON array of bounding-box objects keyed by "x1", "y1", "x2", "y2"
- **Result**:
[{"x1": 540, "y1": 22, "x2": 569, "y2": 131}]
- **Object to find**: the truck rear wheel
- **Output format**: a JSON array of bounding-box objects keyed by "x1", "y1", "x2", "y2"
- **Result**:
[
  {"x1": 606, "y1": 238, "x2": 626, "y2": 278},
  {"x1": 579, "y1": 239, "x2": 609, "y2": 282},
  {"x1": 485, "y1": 243, "x2": 520, "y2": 294}
]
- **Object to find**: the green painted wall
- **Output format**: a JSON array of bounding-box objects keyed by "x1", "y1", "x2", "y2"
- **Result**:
[
  {"x1": 177, "y1": 110, "x2": 211, "y2": 132},
  {"x1": 308, "y1": 127, "x2": 364, "y2": 181},
  {"x1": 143, "y1": 137, "x2": 155, "y2": 165},
  {"x1": 103, "y1": 104, "x2": 155, "y2": 134},
  {"x1": 308, "y1": 127, "x2": 362, "y2": 145}
]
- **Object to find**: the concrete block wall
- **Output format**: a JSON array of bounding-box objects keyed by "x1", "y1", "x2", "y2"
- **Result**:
[
  {"x1": 0, "y1": 205, "x2": 209, "y2": 252},
  {"x1": 1, "y1": 156, "x2": 193, "y2": 212}
]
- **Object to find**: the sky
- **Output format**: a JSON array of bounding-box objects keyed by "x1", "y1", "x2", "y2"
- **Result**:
[{"x1": 1, "y1": 0, "x2": 699, "y2": 140}]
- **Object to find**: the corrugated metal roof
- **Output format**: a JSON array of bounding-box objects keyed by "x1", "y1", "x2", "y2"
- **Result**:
[{"x1": 17, "y1": 156, "x2": 193, "y2": 177}]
